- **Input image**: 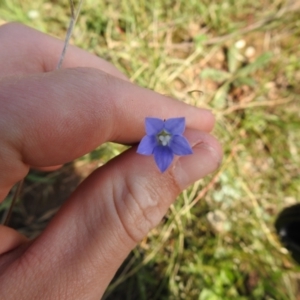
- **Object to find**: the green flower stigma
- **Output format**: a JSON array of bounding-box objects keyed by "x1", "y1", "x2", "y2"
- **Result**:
[{"x1": 157, "y1": 130, "x2": 171, "y2": 146}]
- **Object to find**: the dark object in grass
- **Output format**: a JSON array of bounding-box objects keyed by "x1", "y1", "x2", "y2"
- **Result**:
[{"x1": 275, "y1": 203, "x2": 300, "y2": 264}]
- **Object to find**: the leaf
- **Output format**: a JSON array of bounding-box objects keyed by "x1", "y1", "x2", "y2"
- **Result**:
[
  {"x1": 26, "y1": 174, "x2": 55, "y2": 183},
  {"x1": 228, "y1": 45, "x2": 241, "y2": 74},
  {"x1": 200, "y1": 68, "x2": 231, "y2": 83},
  {"x1": 212, "y1": 82, "x2": 230, "y2": 109},
  {"x1": 237, "y1": 52, "x2": 273, "y2": 77},
  {"x1": 194, "y1": 34, "x2": 208, "y2": 46},
  {"x1": 233, "y1": 76, "x2": 256, "y2": 87},
  {"x1": 199, "y1": 289, "x2": 221, "y2": 300}
]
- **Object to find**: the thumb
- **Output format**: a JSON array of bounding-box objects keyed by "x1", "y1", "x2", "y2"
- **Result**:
[{"x1": 1, "y1": 130, "x2": 222, "y2": 299}]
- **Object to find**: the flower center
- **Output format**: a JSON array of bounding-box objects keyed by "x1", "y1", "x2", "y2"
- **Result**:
[{"x1": 157, "y1": 130, "x2": 171, "y2": 146}]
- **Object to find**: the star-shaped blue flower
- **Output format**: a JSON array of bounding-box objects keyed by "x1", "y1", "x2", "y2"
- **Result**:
[{"x1": 137, "y1": 117, "x2": 193, "y2": 172}]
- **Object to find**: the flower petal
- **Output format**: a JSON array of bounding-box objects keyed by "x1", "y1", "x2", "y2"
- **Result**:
[
  {"x1": 137, "y1": 135, "x2": 157, "y2": 155},
  {"x1": 153, "y1": 146, "x2": 174, "y2": 172},
  {"x1": 169, "y1": 135, "x2": 193, "y2": 155},
  {"x1": 164, "y1": 117, "x2": 185, "y2": 135},
  {"x1": 145, "y1": 118, "x2": 164, "y2": 135}
]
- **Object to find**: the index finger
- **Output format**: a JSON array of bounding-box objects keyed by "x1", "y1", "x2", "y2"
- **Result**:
[{"x1": 1, "y1": 67, "x2": 214, "y2": 168}]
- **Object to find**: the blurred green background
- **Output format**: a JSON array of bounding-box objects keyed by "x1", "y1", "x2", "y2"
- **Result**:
[{"x1": 0, "y1": 0, "x2": 300, "y2": 299}]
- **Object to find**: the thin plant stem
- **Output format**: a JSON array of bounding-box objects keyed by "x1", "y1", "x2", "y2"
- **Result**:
[
  {"x1": 56, "y1": 0, "x2": 84, "y2": 70},
  {"x1": 2, "y1": 180, "x2": 24, "y2": 226}
]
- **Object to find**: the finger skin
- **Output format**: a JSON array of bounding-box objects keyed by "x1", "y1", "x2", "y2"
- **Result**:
[
  {"x1": 0, "y1": 22, "x2": 214, "y2": 201},
  {"x1": 0, "y1": 130, "x2": 222, "y2": 299},
  {"x1": 0, "y1": 67, "x2": 214, "y2": 200},
  {"x1": 30, "y1": 165, "x2": 62, "y2": 172},
  {"x1": 0, "y1": 22, "x2": 222, "y2": 300},
  {"x1": 0, "y1": 226, "x2": 28, "y2": 254}
]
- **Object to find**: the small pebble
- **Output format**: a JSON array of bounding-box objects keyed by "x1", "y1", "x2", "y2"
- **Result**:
[
  {"x1": 245, "y1": 46, "x2": 256, "y2": 58},
  {"x1": 235, "y1": 39, "x2": 246, "y2": 49},
  {"x1": 27, "y1": 10, "x2": 40, "y2": 19}
]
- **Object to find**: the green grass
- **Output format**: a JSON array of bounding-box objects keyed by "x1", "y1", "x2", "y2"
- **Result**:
[{"x1": 1, "y1": 0, "x2": 300, "y2": 299}]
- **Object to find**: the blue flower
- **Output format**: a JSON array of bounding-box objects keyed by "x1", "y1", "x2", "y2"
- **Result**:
[{"x1": 137, "y1": 117, "x2": 193, "y2": 172}]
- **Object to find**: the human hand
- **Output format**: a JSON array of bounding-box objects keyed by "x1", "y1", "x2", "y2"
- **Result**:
[{"x1": 0, "y1": 23, "x2": 222, "y2": 299}]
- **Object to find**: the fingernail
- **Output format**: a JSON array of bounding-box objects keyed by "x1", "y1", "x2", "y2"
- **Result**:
[{"x1": 173, "y1": 141, "x2": 222, "y2": 189}]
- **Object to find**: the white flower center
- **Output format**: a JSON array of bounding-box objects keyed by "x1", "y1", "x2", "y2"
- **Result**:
[{"x1": 157, "y1": 132, "x2": 171, "y2": 146}]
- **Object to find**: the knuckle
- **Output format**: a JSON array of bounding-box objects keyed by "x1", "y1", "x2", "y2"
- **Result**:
[
  {"x1": 115, "y1": 176, "x2": 162, "y2": 243},
  {"x1": 114, "y1": 172, "x2": 181, "y2": 243}
]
